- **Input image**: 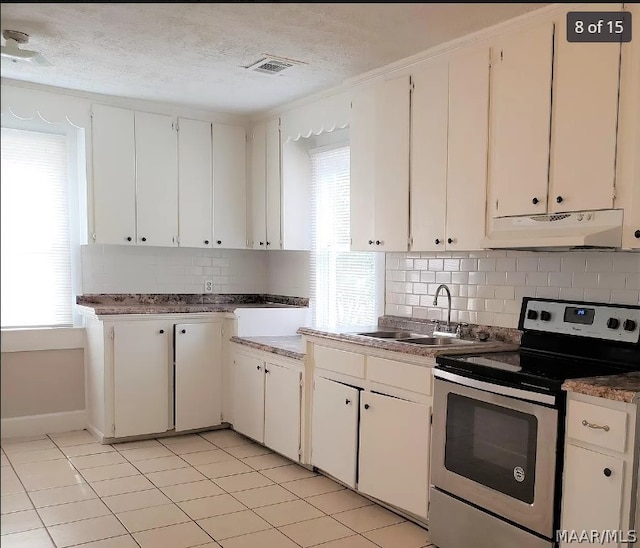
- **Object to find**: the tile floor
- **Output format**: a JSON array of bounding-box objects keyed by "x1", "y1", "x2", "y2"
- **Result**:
[{"x1": 1, "y1": 429, "x2": 434, "y2": 548}]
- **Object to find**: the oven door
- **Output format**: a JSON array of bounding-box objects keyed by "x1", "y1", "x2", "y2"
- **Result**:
[{"x1": 432, "y1": 373, "x2": 558, "y2": 538}]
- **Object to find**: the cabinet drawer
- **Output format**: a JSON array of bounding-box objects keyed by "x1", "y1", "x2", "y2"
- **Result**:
[
  {"x1": 367, "y1": 356, "x2": 432, "y2": 395},
  {"x1": 567, "y1": 400, "x2": 627, "y2": 453},
  {"x1": 314, "y1": 346, "x2": 365, "y2": 378}
]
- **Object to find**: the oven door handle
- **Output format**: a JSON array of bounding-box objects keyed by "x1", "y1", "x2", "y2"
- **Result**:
[{"x1": 433, "y1": 368, "x2": 557, "y2": 406}]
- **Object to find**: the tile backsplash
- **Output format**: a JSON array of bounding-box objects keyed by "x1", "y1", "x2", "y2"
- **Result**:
[{"x1": 385, "y1": 250, "x2": 640, "y2": 328}]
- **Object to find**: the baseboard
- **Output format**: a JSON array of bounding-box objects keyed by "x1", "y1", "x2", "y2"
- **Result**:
[{"x1": 1, "y1": 410, "x2": 87, "y2": 438}]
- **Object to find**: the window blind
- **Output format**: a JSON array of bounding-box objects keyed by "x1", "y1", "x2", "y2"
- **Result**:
[
  {"x1": 310, "y1": 145, "x2": 378, "y2": 328},
  {"x1": 1, "y1": 127, "x2": 73, "y2": 327}
]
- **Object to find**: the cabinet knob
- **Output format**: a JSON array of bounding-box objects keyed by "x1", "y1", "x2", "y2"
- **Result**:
[
  {"x1": 257, "y1": 365, "x2": 261, "y2": 371},
  {"x1": 204, "y1": 240, "x2": 210, "y2": 245},
  {"x1": 181, "y1": 329, "x2": 186, "y2": 334},
  {"x1": 635, "y1": 230, "x2": 640, "y2": 239},
  {"x1": 364, "y1": 404, "x2": 370, "y2": 410},
  {"x1": 126, "y1": 236, "x2": 132, "y2": 242},
  {"x1": 217, "y1": 240, "x2": 222, "y2": 245},
  {"x1": 375, "y1": 240, "x2": 381, "y2": 246},
  {"x1": 266, "y1": 241, "x2": 271, "y2": 246},
  {"x1": 141, "y1": 237, "x2": 147, "y2": 242},
  {"x1": 556, "y1": 196, "x2": 563, "y2": 204},
  {"x1": 265, "y1": 369, "x2": 270, "y2": 374},
  {"x1": 345, "y1": 399, "x2": 351, "y2": 405},
  {"x1": 532, "y1": 197, "x2": 539, "y2": 205},
  {"x1": 259, "y1": 241, "x2": 264, "y2": 246},
  {"x1": 159, "y1": 329, "x2": 164, "y2": 334},
  {"x1": 447, "y1": 238, "x2": 453, "y2": 244},
  {"x1": 434, "y1": 238, "x2": 440, "y2": 245},
  {"x1": 368, "y1": 240, "x2": 374, "y2": 245},
  {"x1": 603, "y1": 468, "x2": 612, "y2": 477}
]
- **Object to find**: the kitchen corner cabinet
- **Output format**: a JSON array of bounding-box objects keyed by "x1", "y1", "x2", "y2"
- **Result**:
[
  {"x1": 560, "y1": 392, "x2": 639, "y2": 548},
  {"x1": 232, "y1": 347, "x2": 303, "y2": 462},
  {"x1": 250, "y1": 119, "x2": 282, "y2": 250},
  {"x1": 350, "y1": 75, "x2": 410, "y2": 252}
]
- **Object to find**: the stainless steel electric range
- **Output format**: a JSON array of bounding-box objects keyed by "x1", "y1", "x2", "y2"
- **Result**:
[{"x1": 430, "y1": 297, "x2": 640, "y2": 548}]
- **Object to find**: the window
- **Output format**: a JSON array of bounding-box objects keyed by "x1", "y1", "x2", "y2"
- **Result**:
[
  {"x1": 310, "y1": 144, "x2": 383, "y2": 328},
  {"x1": 1, "y1": 127, "x2": 74, "y2": 327}
]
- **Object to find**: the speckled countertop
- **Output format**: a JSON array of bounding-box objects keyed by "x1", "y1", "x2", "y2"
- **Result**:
[
  {"x1": 562, "y1": 372, "x2": 640, "y2": 403},
  {"x1": 230, "y1": 336, "x2": 305, "y2": 361}
]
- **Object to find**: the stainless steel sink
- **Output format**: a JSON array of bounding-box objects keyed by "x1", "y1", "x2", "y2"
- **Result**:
[
  {"x1": 356, "y1": 331, "x2": 414, "y2": 339},
  {"x1": 401, "y1": 337, "x2": 475, "y2": 346}
]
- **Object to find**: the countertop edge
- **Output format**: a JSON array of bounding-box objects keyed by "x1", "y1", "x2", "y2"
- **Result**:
[{"x1": 230, "y1": 336, "x2": 305, "y2": 361}]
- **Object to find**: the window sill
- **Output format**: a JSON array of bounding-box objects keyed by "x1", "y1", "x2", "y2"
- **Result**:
[{"x1": 1, "y1": 327, "x2": 85, "y2": 353}]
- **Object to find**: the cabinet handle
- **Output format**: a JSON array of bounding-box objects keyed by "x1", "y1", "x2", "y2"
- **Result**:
[
  {"x1": 375, "y1": 240, "x2": 382, "y2": 246},
  {"x1": 603, "y1": 468, "x2": 612, "y2": 477},
  {"x1": 434, "y1": 238, "x2": 440, "y2": 245},
  {"x1": 447, "y1": 238, "x2": 453, "y2": 244},
  {"x1": 204, "y1": 240, "x2": 210, "y2": 245},
  {"x1": 266, "y1": 241, "x2": 271, "y2": 246},
  {"x1": 368, "y1": 240, "x2": 374, "y2": 245},
  {"x1": 635, "y1": 230, "x2": 640, "y2": 239},
  {"x1": 217, "y1": 240, "x2": 222, "y2": 245},
  {"x1": 141, "y1": 237, "x2": 147, "y2": 242},
  {"x1": 582, "y1": 419, "x2": 610, "y2": 432},
  {"x1": 181, "y1": 329, "x2": 186, "y2": 334},
  {"x1": 265, "y1": 369, "x2": 270, "y2": 374},
  {"x1": 257, "y1": 365, "x2": 261, "y2": 371},
  {"x1": 345, "y1": 399, "x2": 351, "y2": 405},
  {"x1": 364, "y1": 404, "x2": 370, "y2": 410},
  {"x1": 159, "y1": 329, "x2": 164, "y2": 334},
  {"x1": 556, "y1": 196, "x2": 563, "y2": 204},
  {"x1": 259, "y1": 241, "x2": 265, "y2": 246},
  {"x1": 532, "y1": 197, "x2": 539, "y2": 205},
  {"x1": 126, "y1": 236, "x2": 132, "y2": 242}
]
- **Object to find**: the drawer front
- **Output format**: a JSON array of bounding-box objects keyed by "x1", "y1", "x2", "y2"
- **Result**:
[
  {"x1": 314, "y1": 345, "x2": 365, "y2": 378},
  {"x1": 567, "y1": 400, "x2": 627, "y2": 453},
  {"x1": 367, "y1": 356, "x2": 432, "y2": 395}
]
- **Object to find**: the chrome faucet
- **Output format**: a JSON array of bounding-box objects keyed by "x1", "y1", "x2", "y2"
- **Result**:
[{"x1": 433, "y1": 284, "x2": 452, "y2": 330}]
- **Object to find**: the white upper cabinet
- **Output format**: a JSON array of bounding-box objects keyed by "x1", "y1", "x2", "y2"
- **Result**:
[
  {"x1": 265, "y1": 118, "x2": 282, "y2": 250},
  {"x1": 548, "y1": 4, "x2": 621, "y2": 213},
  {"x1": 281, "y1": 138, "x2": 311, "y2": 251},
  {"x1": 178, "y1": 118, "x2": 213, "y2": 249},
  {"x1": 488, "y1": 22, "x2": 554, "y2": 218},
  {"x1": 91, "y1": 105, "x2": 137, "y2": 245},
  {"x1": 134, "y1": 111, "x2": 179, "y2": 247},
  {"x1": 213, "y1": 124, "x2": 247, "y2": 249}
]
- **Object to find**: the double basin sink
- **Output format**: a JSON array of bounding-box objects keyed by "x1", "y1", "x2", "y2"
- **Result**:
[{"x1": 356, "y1": 330, "x2": 475, "y2": 346}]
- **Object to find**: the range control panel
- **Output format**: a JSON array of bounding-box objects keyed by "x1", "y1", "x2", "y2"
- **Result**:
[{"x1": 522, "y1": 298, "x2": 640, "y2": 344}]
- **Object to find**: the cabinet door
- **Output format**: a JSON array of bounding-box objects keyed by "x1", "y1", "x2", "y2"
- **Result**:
[
  {"x1": 489, "y1": 23, "x2": 554, "y2": 218},
  {"x1": 113, "y1": 320, "x2": 171, "y2": 438},
  {"x1": 264, "y1": 363, "x2": 301, "y2": 462},
  {"x1": 135, "y1": 111, "x2": 178, "y2": 247},
  {"x1": 446, "y1": 48, "x2": 490, "y2": 251},
  {"x1": 549, "y1": 5, "x2": 620, "y2": 213},
  {"x1": 91, "y1": 105, "x2": 136, "y2": 245},
  {"x1": 232, "y1": 353, "x2": 265, "y2": 443},
  {"x1": 311, "y1": 376, "x2": 359, "y2": 488},
  {"x1": 250, "y1": 123, "x2": 267, "y2": 250},
  {"x1": 560, "y1": 445, "x2": 624, "y2": 548},
  {"x1": 266, "y1": 118, "x2": 282, "y2": 250},
  {"x1": 350, "y1": 86, "x2": 376, "y2": 251},
  {"x1": 410, "y1": 60, "x2": 448, "y2": 252},
  {"x1": 213, "y1": 124, "x2": 247, "y2": 249},
  {"x1": 358, "y1": 392, "x2": 430, "y2": 518},
  {"x1": 178, "y1": 118, "x2": 212, "y2": 249},
  {"x1": 374, "y1": 75, "x2": 410, "y2": 251},
  {"x1": 174, "y1": 322, "x2": 222, "y2": 432}
]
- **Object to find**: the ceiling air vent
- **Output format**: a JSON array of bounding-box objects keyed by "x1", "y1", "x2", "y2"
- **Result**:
[{"x1": 245, "y1": 55, "x2": 305, "y2": 75}]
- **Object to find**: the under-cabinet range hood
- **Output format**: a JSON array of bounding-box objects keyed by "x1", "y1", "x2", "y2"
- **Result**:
[{"x1": 483, "y1": 209, "x2": 624, "y2": 250}]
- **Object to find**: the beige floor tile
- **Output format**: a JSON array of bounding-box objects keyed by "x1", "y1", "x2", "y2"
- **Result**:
[
  {"x1": 28, "y1": 484, "x2": 98, "y2": 508},
  {"x1": 116, "y1": 503, "x2": 190, "y2": 533},
  {"x1": 112, "y1": 439, "x2": 161, "y2": 451},
  {"x1": 222, "y1": 443, "x2": 272, "y2": 459},
  {"x1": 14, "y1": 460, "x2": 84, "y2": 492},
  {"x1": 160, "y1": 480, "x2": 225, "y2": 503},
  {"x1": 315, "y1": 535, "x2": 379, "y2": 547},
  {"x1": 333, "y1": 505, "x2": 404, "y2": 533},
  {"x1": 283, "y1": 476, "x2": 345, "y2": 498},
  {"x1": 362, "y1": 521, "x2": 431, "y2": 548},
  {"x1": 196, "y1": 459, "x2": 253, "y2": 479},
  {"x1": 199, "y1": 430, "x2": 251, "y2": 448},
  {"x1": 133, "y1": 455, "x2": 189, "y2": 473},
  {"x1": 164, "y1": 438, "x2": 217, "y2": 455},
  {"x1": 306, "y1": 490, "x2": 373, "y2": 514},
  {"x1": 220, "y1": 527, "x2": 299, "y2": 548},
  {"x1": 1, "y1": 467, "x2": 25, "y2": 495},
  {"x1": 177, "y1": 493, "x2": 246, "y2": 520},
  {"x1": 213, "y1": 472, "x2": 274, "y2": 493},
  {"x1": 13, "y1": 459, "x2": 76, "y2": 478},
  {"x1": 48, "y1": 430, "x2": 97, "y2": 448},
  {"x1": 62, "y1": 443, "x2": 115, "y2": 458},
  {"x1": 133, "y1": 521, "x2": 214, "y2": 548},
  {"x1": 232, "y1": 484, "x2": 298, "y2": 509},
  {"x1": 90, "y1": 475, "x2": 155, "y2": 497},
  {"x1": 118, "y1": 446, "x2": 173, "y2": 461},
  {"x1": 6, "y1": 448, "x2": 65, "y2": 465},
  {"x1": 254, "y1": 499, "x2": 324, "y2": 527},
  {"x1": 197, "y1": 509, "x2": 271, "y2": 540},
  {"x1": 181, "y1": 449, "x2": 235, "y2": 467},
  {"x1": 2, "y1": 439, "x2": 56, "y2": 454},
  {"x1": 68, "y1": 452, "x2": 127, "y2": 470},
  {"x1": 278, "y1": 515, "x2": 354, "y2": 547},
  {"x1": 1, "y1": 453, "x2": 9, "y2": 466},
  {"x1": 36, "y1": 498, "x2": 111, "y2": 526},
  {"x1": 2, "y1": 434, "x2": 47, "y2": 445},
  {"x1": 80, "y1": 463, "x2": 140, "y2": 483},
  {"x1": 158, "y1": 434, "x2": 203, "y2": 446},
  {"x1": 1, "y1": 493, "x2": 33, "y2": 514},
  {"x1": 47, "y1": 514, "x2": 127, "y2": 547},
  {"x1": 0, "y1": 527, "x2": 54, "y2": 547},
  {"x1": 0, "y1": 508, "x2": 43, "y2": 534},
  {"x1": 75, "y1": 535, "x2": 139, "y2": 547},
  {"x1": 261, "y1": 464, "x2": 317, "y2": 483},
  {"x1": 241, "y1": 453, "x2": 292, "y2": 471},
  {"x1": 145, "y1": 467, "x2": 207, "y2": 487},
  {"x1": 102, "y1": 489, "x2": 171, "y2": 513}
]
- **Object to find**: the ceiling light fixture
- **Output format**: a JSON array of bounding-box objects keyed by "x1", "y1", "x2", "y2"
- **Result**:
[{"x1": 1, "y1": 30, "x2": 52, "y2": 66}]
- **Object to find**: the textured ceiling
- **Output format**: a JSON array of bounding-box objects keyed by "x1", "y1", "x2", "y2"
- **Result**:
[{"x1": 1, "y1": 3, "x2": 548, "y2": 115}]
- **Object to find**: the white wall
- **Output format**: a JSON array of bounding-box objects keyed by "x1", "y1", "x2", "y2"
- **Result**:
[{"x1": 386, "y1": 250, "x2": 640, "y2": 328}]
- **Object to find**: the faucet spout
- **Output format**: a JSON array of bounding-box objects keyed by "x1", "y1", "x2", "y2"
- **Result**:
[{"x1": 433, "y1": 284, "x2": 452, "y2": 327}]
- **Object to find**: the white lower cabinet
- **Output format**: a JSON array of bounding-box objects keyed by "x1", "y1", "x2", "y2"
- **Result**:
[
  {"x1": 358, "y1": 392, "x2": 430, "y2": 519},
  {"x1": 311, "y1": 376, "x2": 360, "y2": 488},
  {"x1": 232, "y1": 354, "x2": 266, "y2": 443}
]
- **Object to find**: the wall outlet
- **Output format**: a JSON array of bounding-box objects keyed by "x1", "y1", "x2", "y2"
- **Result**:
[{"x1": 204, "y1": 280, "x2": 214, "y2": 293}]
